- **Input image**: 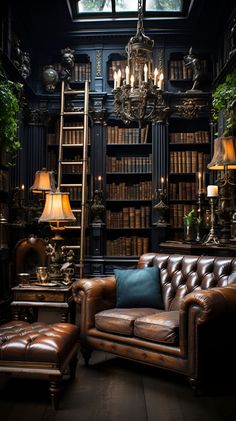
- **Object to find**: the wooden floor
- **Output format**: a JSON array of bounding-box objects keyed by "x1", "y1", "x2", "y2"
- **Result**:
[{"x1": 0, "y1": 350, "x2": 235, "y2": 421}]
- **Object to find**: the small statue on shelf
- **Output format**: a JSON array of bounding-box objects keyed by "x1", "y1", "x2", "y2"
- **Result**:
[
  {"x1": 184, "y1": 47, "x2": 204, "y2": 91},
  {"x1": 60, "y1": 46, "x2": 75, "y2": 90},
  {"x1": 90, "y1": 190, "x2": 106, "y2": 224}
]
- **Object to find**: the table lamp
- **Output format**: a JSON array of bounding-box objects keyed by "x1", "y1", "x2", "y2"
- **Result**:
[
  {"x1": 207, "y1": 136, "x2": 236, "y2": 243},
  {"x1": 39, "y1": 190, "x2": 76, "y2": 283}
]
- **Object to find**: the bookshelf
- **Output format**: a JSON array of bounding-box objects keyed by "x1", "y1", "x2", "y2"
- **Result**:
[
  {"x1": 105, "y1": 122, "x2": 152, "y2": 257},
  {"x1": 168, "y1": 115, "x2": 211, "y2": 239},
  {"x1": 107, "y1": 53, "x2": 127, "y2": 85}
]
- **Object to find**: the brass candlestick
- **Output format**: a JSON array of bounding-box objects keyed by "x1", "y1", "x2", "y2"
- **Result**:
[{"x1": 203, "y1": 196, "x2": 220, "y2": 245}]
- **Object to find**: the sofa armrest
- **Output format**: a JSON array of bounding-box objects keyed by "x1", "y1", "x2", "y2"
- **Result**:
[
  {"x1": 180, "y1": 284, "x2": 236, "y2": 324},
  {"x1": 72, "y1": 277, "x2": 116, "y2": 332}
]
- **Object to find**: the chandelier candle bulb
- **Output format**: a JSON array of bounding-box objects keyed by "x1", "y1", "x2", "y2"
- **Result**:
[
  {"x1": 144, "y1": 64, "x2": 148, "y2": 83},
  {"x1": 117, "y1": 69, "x2": 121, "y2": 88},
  {"x1": 207, "y1": 185, "x2": 219, "y2": 197},
  {"x1": 125, "y1": 66, "x2": 130, "y2": 84},
  {"x1": 161, "y1": 177, "x2": 164, "y2": 192},
  {"x1": 130, "y1": 74, "x2": 134, "y2": 88},
  {"x1": 113, "y1": 71, "x2": 118, "y2": 89}
]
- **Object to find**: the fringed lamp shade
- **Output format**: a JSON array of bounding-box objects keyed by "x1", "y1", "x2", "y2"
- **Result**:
[
  {"x1": 208, "y1": 137, "x2": 236, "y2": 170},
  {"x1": 30, "y1": 168, "x2": 56, "y2": 193},
  {"x1": 39, "y1": 191, "x2": 76, "y2": 223}
]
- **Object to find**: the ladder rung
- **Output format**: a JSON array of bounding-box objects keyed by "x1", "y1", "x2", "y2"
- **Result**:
[
  {"x1": 63, "y1": 126, "x2": 84, "y2": 130},
  {"x1": 63, "y1": 111, "x2": 84, "y2": 116},
  {"x1": 62, "y1": 143, "x2": 83, "y2": 147},
  {"x1": 60, "y1": 183, "x2": 82, "y2": 187},
  {"x1": 61, "y1": 161, "x2": 83, "y2": 165},
  {"x1": 64, "y1": 90, "x2": 85, "y2": 95},
  {"x1": 72, "y1": 209, "x2": 82, "y2": 213},
  {"x1": 63, "y1": 245, "x2": 81, "y2": 250}
]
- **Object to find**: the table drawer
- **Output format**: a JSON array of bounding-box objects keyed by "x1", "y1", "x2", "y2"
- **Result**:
[{"x1": 14, "y1": 290, "x2": 67, "y2": 302}]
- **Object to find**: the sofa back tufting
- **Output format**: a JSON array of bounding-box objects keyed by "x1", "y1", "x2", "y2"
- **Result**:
[{"x1": 137, "y1": 253, "x2": 236, "y2": 311}]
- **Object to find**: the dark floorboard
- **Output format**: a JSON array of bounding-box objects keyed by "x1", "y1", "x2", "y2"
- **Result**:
[{"x1": 0, "y1": 351, "x2": 235, "y2": 421}]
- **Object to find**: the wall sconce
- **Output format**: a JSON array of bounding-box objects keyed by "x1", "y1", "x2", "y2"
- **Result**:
[
  {"x1": 38, "y1": 190, "x2": 76, "y2": 283},
  {"x1": 207, "y1": 136, "x2": 236, "y2": 243}
]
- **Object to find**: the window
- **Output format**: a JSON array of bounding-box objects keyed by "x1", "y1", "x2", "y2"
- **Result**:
[{"x1": 75, "y1": 0, "x2": 183, "y2": 16}]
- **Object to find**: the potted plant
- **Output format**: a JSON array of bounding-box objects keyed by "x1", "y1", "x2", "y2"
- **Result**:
[
  {"x1": 212, "y1": 73, "x2": 236, "y2": 137},
  {"x1": 0, "y1": 72, "x2": 22, "y2": 161},
  {"x1": 183, "y1": 209, "x2": 199, "y2": 243}
]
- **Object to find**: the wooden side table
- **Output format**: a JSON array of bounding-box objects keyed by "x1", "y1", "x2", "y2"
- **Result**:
[
  {"x1": 11, "y1": 283, "x2": 76, "y2": 323},
  {"x1": 159, "y1": 241, "x2": 236, "y2": 257}
]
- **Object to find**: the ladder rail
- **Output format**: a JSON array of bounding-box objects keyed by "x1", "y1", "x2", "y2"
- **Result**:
[
  {"x1": 80, "y1": 80, "x2": 89, "y2": 279},
  {"x1": 57, "y1": 79, "x2": 89, "y2": 279}
]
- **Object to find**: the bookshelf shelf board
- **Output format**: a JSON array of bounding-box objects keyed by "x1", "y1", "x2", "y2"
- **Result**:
[
  {"x1": 107, "y1": 227, "x2": 151, "y2": 230},
  {"x1": 169, "y1": 199, "x2": 196, "y2": 203},
  {"x1": 107, "y1": 143, "x2": 151, "y2": 147},
  {"x1": 169, "y1": 142, "x2": 209, "y2": 147},
  {"x1": 106, "y1": 172, "x2": 152, "y2": 175},
  {"x1": 106, "y1": 199, "x2": 152, "y2": 202},
  {"x1": 169, "y1": 172, "x2": 196, "y2": 176}
]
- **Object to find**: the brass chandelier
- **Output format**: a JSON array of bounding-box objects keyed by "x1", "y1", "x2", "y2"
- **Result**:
[{"x1": 113, "y1": 0, "x2": 170, "y2": 124}]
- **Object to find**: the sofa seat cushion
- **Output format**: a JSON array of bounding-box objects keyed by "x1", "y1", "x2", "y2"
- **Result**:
[
  {"x1": 134, "y1": 311, "x2": 179, "y2": 345},
  {"x1": 95, "y1": 308, "x2": 162, "y2": 336}
]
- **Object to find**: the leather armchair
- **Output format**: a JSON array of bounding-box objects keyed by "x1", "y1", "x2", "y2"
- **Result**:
[{"x1": 73, "y1": 253, "x2": 236, "y2": 390}]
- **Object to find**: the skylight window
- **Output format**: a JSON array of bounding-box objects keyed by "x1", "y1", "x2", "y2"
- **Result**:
[{"x1": 76, "y1": 0, "x2": 183, "y2": 14}]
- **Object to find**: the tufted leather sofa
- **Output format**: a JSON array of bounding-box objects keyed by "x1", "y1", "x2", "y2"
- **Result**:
[
  {"x1": 0, "y1": 321, "x2": 79, "y2": 408},
  {"x1": 72, "y1": 253, "x2": 236, "y2": 390}
]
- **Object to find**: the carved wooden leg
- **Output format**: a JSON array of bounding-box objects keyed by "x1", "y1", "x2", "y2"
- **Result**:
[
  {"x1": 80, "y1": 345, "x2": 93, "y2": 365},
  {"x1": 49, "y1": 378, "x2": 62, "y2": 410},
  {"x1": 188, "y1": 377, "x2": 203, "y2": 396}
]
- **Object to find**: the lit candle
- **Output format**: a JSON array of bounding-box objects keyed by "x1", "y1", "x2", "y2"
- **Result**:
[
  {"x1": 21, "y1": 184, "x2": 25, "y2": 201},
  {"x1": 113, "y1": 71, "x2": 117, "y2": 89},
  {"x1": 125, "y1": 65, "x2": 130, "y2": 84},
  {"x1": 160, "y1": 72, "x2": 164, "y2": 90},
  {"x1": 154, "y1": 68, "x2": 158, "y2": 86},
  {"x1": 198, "y1": 171, "x2": 202, "y2": 193},
  {"x1": 144, "y1": 64, "x2": 148, "y2": 83},
  {"x1": 207, "y1": 185, "x2": 218, "y2": 197},
  {"x1": 161, "y1": 177, "x2": 164, "y2": 192},
  {"x1": 130, "y1": 74, "x2": 134, "y2": 89},
  {"x1": 117, "y1": 69, "x2": 121, "y2": 88},
  {"x1": 98, "y1": 176, "x2": 102, "y2": 191}
]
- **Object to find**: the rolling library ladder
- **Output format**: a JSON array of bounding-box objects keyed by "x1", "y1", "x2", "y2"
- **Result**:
[{"x1": 58, "y1": 80, "x2": 89, "y2": 278}]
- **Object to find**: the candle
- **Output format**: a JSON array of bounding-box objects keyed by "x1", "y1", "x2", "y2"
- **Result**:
[
  {"x1": 154, "y1": 68, "x2": 158, "y2": 86},
  {"x1": 144, "y1": 64, "x2": 148, "y2": 83},
  {"x1": 198, "y1": 172, "x2": 202, "y2": 193},
  {"x1": 207, "y1": 185, "x2": 218, "y2": 197},
  {"x1": 125, "y1": 65, "x2": 130, "y2": 84},
  {"x1": 130, "y1": 74, "x2": 134, "y2": 89},
  {"x1": 113, "y1": 71, "x2": 117, "y2": 89},
  {"x1": 21, "y1": 184, "x2": 25, "y2": 201},
  {"x1": 98, "y1": 176, "x2": 102, "y2": 191},
  {"x1": 161, "y1": 177, "x2": 164, "y2": 192},
  {"x1": 160, "y1": 72, "x2": 164, "y2": 90},
  {"x1": 117, "y1": 69, "x2": 121, "y2": 88}
]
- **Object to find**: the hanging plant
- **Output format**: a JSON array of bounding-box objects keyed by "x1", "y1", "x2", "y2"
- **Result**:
[
  {"x1": 0, "y1": 77, "x2": 22, "y2": 155},
  {"x1": 212, "y1": 73, "x2": 236, "y2": 136}
]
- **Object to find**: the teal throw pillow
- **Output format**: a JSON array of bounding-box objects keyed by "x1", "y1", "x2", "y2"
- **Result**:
[{"x1": 114, "y1": 267, "x2": 164, "y2": 309}]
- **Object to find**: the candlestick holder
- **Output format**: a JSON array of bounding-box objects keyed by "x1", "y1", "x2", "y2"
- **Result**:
[
  {"x1": 203, "y1": 196, "x2": 220, "y2": 245},
  {"x1": 195, "y1": 191, "x2": 206, "y2": 242},
  {"x1": 153, "y1": 189, "x2": 168, "y2": 225}
]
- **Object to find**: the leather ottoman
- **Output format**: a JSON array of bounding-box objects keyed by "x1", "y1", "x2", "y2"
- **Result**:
[{"x1": 0, "y1": 321, "x2": 80, "y2": 409}]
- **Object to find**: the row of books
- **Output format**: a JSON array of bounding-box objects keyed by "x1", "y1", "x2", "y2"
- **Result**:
[
  {"x1": 107, "y1": 181, "x2": 152, "y2": 200},
  {"x1": 169, "y1": 131, "x2": 209, "y2": 144},
  {"x1": 106, "y1": 206, "x2": 151, "y2": 229},
  {"x1": 54, "y1": 62, "x2": 91, "y2": 82},
  {"x1": 169, "y1": 151, "x2": 210, "y2": 173},
  {"x1": 0, "y1": 170, "x2": 9, "y2": 192},
  {"x1": 169, "y1": 182, "x2": 198, "y2": 201},
  {"x1": 169, "y1": 204, "x2": 193, "y2": 228},
  {"x1": 47, "y1": 124, "x2": 91, "y2": 146},
  {"x1": 107, "y1": 126, "x2": 149, "y2": 144},
  {"x1": 108, "y1": 60, "x2": 127, "y2": 81},
  {"x1": 106, "y1": 236, "x2": 149, "y2": 256},
  {"x1": 169, "y1": 59, "x2": 208, "y2": 80},
  {"x1": 62, "y1": 186, "x2": 82, "y2": 201},
  {"x1": 106, "y1": 155, "x2": 152, "y2": 173}
]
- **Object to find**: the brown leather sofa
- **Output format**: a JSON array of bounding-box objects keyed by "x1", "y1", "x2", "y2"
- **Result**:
[{"x1": 72, "y1": 253, "x2": 236, "y2": 390}]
